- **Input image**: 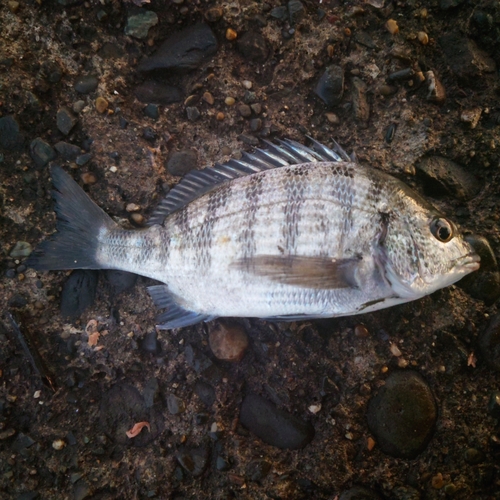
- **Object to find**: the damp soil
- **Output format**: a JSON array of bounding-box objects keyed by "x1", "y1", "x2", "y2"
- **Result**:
[{"x1": 1, "y1": 1, "x2": 500, "y2": 499}]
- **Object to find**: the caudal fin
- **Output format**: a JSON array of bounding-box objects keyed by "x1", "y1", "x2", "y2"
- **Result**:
[{"x1": 26, "y1": 166, "x2": 116, "y2": 271}]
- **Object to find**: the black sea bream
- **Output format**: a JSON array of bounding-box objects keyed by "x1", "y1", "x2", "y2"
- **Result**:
[{"x1": 27, "y1": 138, "x2": 480, "y2": 329}]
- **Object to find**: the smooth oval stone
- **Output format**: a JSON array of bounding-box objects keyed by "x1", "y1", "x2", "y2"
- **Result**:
[
  {"x1": 30, "y1": 138, "x2": 56, "y2": 167},
  {"x1": 367, "y1": 370, "x2": 437, "y2": 459},
  {"x1": 479, "y1": 313, "x2": 500, "y2": 371},
  {"x1": 137, "y1": 23, "x2": 217, "y2": 73},
  {"x1": 239, "y1": 393, "x2": 314, "y2": 449},
  {"x1": 315, "y1": 65, "x2": 344, "y2": 107},
  {"x1": 10, "y1": 241, "x2": 32, "y2": 258},
  {"x1": 54, "y1": 141, "x2": 82, "y2": 160},
  {"x1": 60, "y1": 270, "x2": 98, "y2": 318},
  {"x1": 56, "y1": 107, "x2": 77, "y2": 136},
  {"x1": 134, "y1": 80, "x2": 182, "y2": 104}
]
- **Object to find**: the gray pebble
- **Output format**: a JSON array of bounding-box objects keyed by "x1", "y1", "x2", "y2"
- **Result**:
[
  {"x1": 250, "y1": 103, "x2": 262, "y2": 114},
  {"x1": 249, "y1": 118, "x2": 262, "y2": 132},
  {"x1": 30, "y1": 138, "x2": 56, "y2": 167},
  {"x1": 367, "y1": 370, "x2": 437, "y2": 458},
  {"x1": 0, "y1": 115, "x2": 25, "y2": 150},
  {"x1": 194, "y1": 381, "x2": 216, "y2": 407},
  {"x1": 315, "y1": 65, "x2": 344, "y2": 107},
  {"x1": 138, "y1": 23, "x2": 217, "y2": 73},
  {"x1": 288, "y1": 0, "x2": 304, "y2": 24},
  {"x1": 186, "y1": 106, "x2": 200, "y2": 122},
  {"x1": 56, "y1": 107, "x2": 77, "y2": 136},
  {"x1": 167, "y1": 394, "x2": 185, "y2": 414},
  {"x1": 144, "y1": 103, "x2": 160, "y2": 120},
  {"x1": 74, "y1": 75, "x2": 98, "y2": 94},
  {"x1": 8, "y1": 294, "x2": 28, "y2": 308},
  {"x1": 76, "y1": 153, "x2": 92, "y2": 166},
  {"x1": 238, "y1": 133, "x2": 259, "y2": 146},
  {"x1": 239, "y1": 393, "x2": 315, "y2": 449},
  {"x1": 167, "y1": 149, "x2": 198, "y2": 176},
  {"x1": 185, "y1": 344, "x2": 222, "y2": 381},
  {"x1": 142, "y1": 127, "x2": 157, "y2": 142},
  {"x1": 124, "y1": 10, "x2": 158, "y2": 40},
  {"x1": 55, "y1": 141, "x2": 81, "y2": 160},
  {"x1": 10, "y1": 241, "x2": 32, "y2": 258},
  {"x1": 238, "y1": 103, "x2": 252, "y2": 118},
  {"x1": 270, "y1": 6, "x2": 287, "y2": 20}
]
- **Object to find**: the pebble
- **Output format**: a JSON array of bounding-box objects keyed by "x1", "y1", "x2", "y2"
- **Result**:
[
  {"x1": 142, "y1": 127, "x2": 157, "y2": 142},
  {"x1": 52, "y1": 439, "x2": 66, "y2": 450},
  {"x1": 138, "y1": 23, "x2": 217, "y2": 73},
  {"x1": 54, "y1": 141, "x2": 81, "y2": 160},
  {"x1": 186, "y1": 106, "x2": 200, "y2": 122},
  {"x1": 238, "y1": 104, "x2": 252, "y2": 118},
  {"x1": 60, "y1": 270, "x2": 98, "y2": 318},
  {"x1": 216, "y1": 112, "x2": 225, "y2": 121},
  {"x1": 238, "y1": 133, "x2": 259, "y2": 146},
  {"x1": 30, "y1": 138, "x2": 56, "y2": 167},
  {"x1": 204, "y1": 7, "x2": 223, "y2": 23},
  {"x1": 288, "y1": 0, "x2": 304, "y2": 24},
  {"x1": 425, "y1": 71, "x2": 446, "y2": 104},
  {"x1": 140, "y1": 330, "x2": 162, "y2": 355},
  {"x1": 103, "y1": 270, "x2": 138, "y2": 294},
  {"x1": 417, "y1": 31, "x2": 429, "y2": 45},
  {"x1": 176, "y1": 445, "x2": 208, "y2": 477},
  {"x1": 367, "y1": 370, "x2": 437, "y2": 458},
  {"x1": 325, "y1": 112, "x2": 340, "y2": 124},
  {"x1": 56, "y1": 107, "x2": 77, "y2": 136},
  {"x1": 339, "y1": 486, "x2": 383, "y2": 500},
  {"x1": 144, "y1": 104, "x2": 160, "y2": 120},
  {"x1": 249, "y1": 118, "x2": 262, "y2": 132},
  {"x1": 250, "y1": 103, "x2": 262, "y2": 115},
  {"x1": 464, "y1": 447, "x2": 484, "y2": 465},
  {"x1": 237, "y1": 31, "x2": 269, "y2": 62},
  {"x1": 315, "y1": 65, "x2": 344, "y2": 107},
  {"x1": 242, "y1": 80, "x2": 253, "y2": 90},
  {"x1": 208, "y1": 321, "x2": 249, "y2": 362},
  {"x1": 134, "y1": 81, "x2": 182, "y2": 104},
  {"x1": 386, "y1": 19, "x2": 399, "y2": 35},
  {"x1": 416, "y1": 156, "x2": 481, "y2": 201},
  {"x1": 95, "y1": 97, "x2": 109, "y2": 114},
  {"x1": 0, "y1": 115, "x2": 25, "y2": 150},
  {"x1": 76, "y1": 153, "x2": 92, "y2": 166},
  {"x1": 167, "y1": 394, "x2": 185, "y2": 414},
  {"x1": 351, "y1": 77, "x2": 370, "y2": 123},
  {"x1": 10, "y1": 241, "x2": 32, "y2": 258},
  {"x1": 239, "y1": 393, "x2": 315, "y2": 449},
  {"x1": 225, "y1": 97, "x2": 235, "y2": 106},
  {"x1": 226, "y1": 28, "x2": 238, "y2": 41},
  {"x1": 202, "y1": 91, "x2": 214, "y2": 105},
  {"x1": 246, "y1": 459, "x2": 271, "y2": 482},
  {"x1": 194, "y1": 381, "x2": 216, "y2": 407},
  {"x1": 460, "y1": 108, "x2": 482, "y2": 129},
  {"x1": 124, "y1": 11, "x2": 158, "y2": 40},
  {"x1": 74, "y1": 75, "x2": 98, "y2": 94},
  {"x1": 8, "y1": 1, "x2": 19, "y2": 13},
  {"x1": 378, "y1": 84, "x2": 397, "y2": 96},
  {"x1": 479, "y1": 314, "x2": 500, "y2": 371},
  {"x1": 167, "y1": 149, "x2": 198, "y2": 177}
]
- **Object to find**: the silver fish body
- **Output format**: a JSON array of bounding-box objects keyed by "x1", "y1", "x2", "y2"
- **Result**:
[{"x1": 27, "y1": 138, "x2": 480, "y2": 328}]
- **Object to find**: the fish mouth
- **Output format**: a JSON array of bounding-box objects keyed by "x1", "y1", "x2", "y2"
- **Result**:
[{"x1": 455, "y1": 252, "x2": 481, "y2": 273}]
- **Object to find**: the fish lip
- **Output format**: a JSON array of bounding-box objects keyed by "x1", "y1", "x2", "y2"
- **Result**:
[{"x1": 456, "y1": 252, "x2": 481, "y2": 272}]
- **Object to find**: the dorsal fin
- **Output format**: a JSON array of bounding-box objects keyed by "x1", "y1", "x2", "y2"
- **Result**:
[{"x1": 147, "y1": 138, "x2": 351, "y2": 226}]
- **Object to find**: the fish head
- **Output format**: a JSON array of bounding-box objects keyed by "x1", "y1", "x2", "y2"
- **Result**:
[{"x1": 380, "y1": 200, "x2": 480, "y2": 299}]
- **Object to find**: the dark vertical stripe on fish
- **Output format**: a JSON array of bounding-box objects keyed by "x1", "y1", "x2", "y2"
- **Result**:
[
  {"x1": 241, "y1": 175, "x2": 264, "y2": 259},
  {"x1": 282, "y1": 168, "x2": 307, "y2": 254}
]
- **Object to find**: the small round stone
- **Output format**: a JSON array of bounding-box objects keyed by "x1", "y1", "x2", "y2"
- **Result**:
[
  {"x1": 242, "y1": 80, "x2": 253, "y2": 90},
  {"x1": 418, "y1": 31, "x2": 429, "y2": 45},
  {"x1": 95, "y1": 97, "x2": 109, "y2": 114},
  {"x1": 238, "y1": 104, "x2": 252, "y2": 118},
  {"x1": 202, "y1": 92, "x2": 214, "y2": 105},
  {"x1": 226, "y1": 28, "x2": 238, "y2": 41},
  {"x1": 224, "y1": 97, "x2": 236, "y2": 106},
  {"x1": 209, "y1": 321, "x2": 249, "y2": 362},
  {"x1": 52, "y1": 439, "x2": 66, "y2": 450},
  {"x1": 131, "y1": 213, "x2": 144, "y2": 225},
  {"x1": 216, "y1": 112, "x2": 225, "y2": 121},
  {"x1": 386, "y1": 19, "x2": 399, "y2": 35}
]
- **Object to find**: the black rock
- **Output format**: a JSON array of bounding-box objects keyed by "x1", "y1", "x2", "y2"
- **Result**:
[
  {"x1": 367, "y1": 370, "x2": 437, "y2": 459},
  {"x1": 186, "y1": 106, "x2": 200, "y2": 122},
  {"x1": 138, "y1": 23, "x2": 217, "y2": 73},
  {"x1": 0, "y1": 115, "x2": 25, "y2": 150},
  {"x1": 144, "y1": 104, "x2": 160, "y2": 120},
  {"x1": 237, "y1": 31, "x2": 269, "y2": 62},
  {"x1": 239, "y1": 393, "x2": 314, "y2": 449},
  {"x1": 76, "y1": 153, "x2": 92, "y2": 166},
  {"x1": 60, "y1": 270, "x2": 98, "y2": 318},
  {"x1": 194, "y1": 381, "x2": 216, "y2": 407},
  {"x1": 54, "y1": 141, "x2": 81, "y2": 160},
  {"x1": 167, "y1": 149, "x2": 198, "y2": 176},
  {"x1": 479, "y1": 313, "x2": 500, "y2": 372},
  {"x1": 246, "y1": 459, "x2": 272, "y2": 482},
  {"x1": 416, "y1": 156, "x2": 481, "y2": 201},
  {"x1": 12, "y1": 433, "x2": 36, "y2": 452},
  {"x1": 134, "y1": 81, "x2": 182, "y2": 104},
  {"x1": 140, "y1": 330, "x2": 162, "y2": 355},
  {"x1": 74, "y1": 75, "x2": 99, "y2": 94},
  {"x1": 339, "y1": 486, "x2": 383, "y2": 500},
  {"x1": 216, "y1": 456, "x2": 230, "y2": 471},
  {"x1": 176, "y1": 445, "x2": 209, "y2": 477},
  {"x1": 56, "y1": 107, "x2": 77, "y2": 136},
  {"x1": 142, "y1": 127, "x2": 157, "y2": 142},
  {"x1": 30, "y1": 138, "x2": 56, "y2": 167},
  {"x1": 315, "y1": 65, "x2": 344, "y2": 107},
  {"x1": 8, "y1": 294, "x2": 28, "y2": 308},
  {"x1": 103, "y1": 269, "x2": 138, "y2": 294}
]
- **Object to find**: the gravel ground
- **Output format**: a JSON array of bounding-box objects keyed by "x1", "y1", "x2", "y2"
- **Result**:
[{"x1": 1, "y1": 0, "x2": 500, "y2": 499}]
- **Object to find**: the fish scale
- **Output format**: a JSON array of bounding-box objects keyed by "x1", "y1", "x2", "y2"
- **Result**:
[{"x1": 27, "y1": 138, "x2": 480, "y2": 329}]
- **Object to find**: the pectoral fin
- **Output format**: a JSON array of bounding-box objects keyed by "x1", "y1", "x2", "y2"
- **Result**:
[{"x1": 231, "y1": 255, "x2": 360, "y2": 289}]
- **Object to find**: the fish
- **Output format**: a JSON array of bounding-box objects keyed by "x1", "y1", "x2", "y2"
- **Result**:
[{"x1": 26, "y1": 137, "x2": 480, "y2": 329}]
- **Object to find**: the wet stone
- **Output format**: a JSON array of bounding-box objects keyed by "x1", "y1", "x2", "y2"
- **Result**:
[
  {"x1": 339, "y1": 486, "x2": 383, "y2": 500},
  {"x1": 176, "y1": 445, "x2": 209, "y2": 477},
  {"x1": 144, "y1": 104, "x2": 160, "y2": 120},
  {"x1": 479, "y1": 314, "x2": 500, "y2": 372},
  {"x1": 315, "y1": 65, "x2": 344, "y2": 107},
  {"x1": 237, "y1": 31, "x2": 269, "y2": 62},
  {"x1": 60, "y1": 270, "x2": 98, "y2": 318},
  {"x1": 103, "y1": 270, "x2": 137, "y2": 294},
  {"x1": 167, "y1": 393, "x2": 185, "y2": 414},
  {"x1": 138, "y1": 23, "x2": 217, "y2": 73},
  {"x1": 74, "y1": 75, "x2": 98, "y2": 94},
  {"x1": 238, "y1": 104, "x2": 252, "y2": 118},
  {"x1": 209, "y1": 321, "x2": 249, "y2": 362},
  {"x1": 134, "y1": 81, "x2": 182, "y2": 104},
  {"x1": 416, "y1": 156, "x2": 481, "y2": 201},
  {"x1": 167, "y1": 149, "x2": 198, "y2": 176},
  {"x1": 124, "y1": 10, "x2": 158, "y2": 40},
  {"x1": 271, "y1": 6, "x2": 287, "y2": 20},
  {"x1": 10, "y1": 241, "x2": 32, "y2": 258},
  {"x1": 367, "y1": 370, "x2": 437, "y2": 459},
  {"x1": 140, "y1": 330, "x2": 162, "y2": 355},
  {"x1": 56, "y1": 107, "x2": 77, "y2": 136},
  {"x1": 55, "y1": 141, "x2": 81, "y2": 160},
  {"x1": 0, "y1": 115, "x2": 25, "y2": 150},
  {"x1": 288, "y1": 0, "x2": 304, "y2": 24},
  {"x1": 240, "y1": 393, "x2": 315, "y2": 449},
  {"x1": 30, "y1": 138, "x2": 56, "y2": 167}
]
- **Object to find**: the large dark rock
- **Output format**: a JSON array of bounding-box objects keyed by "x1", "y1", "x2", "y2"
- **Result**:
[
  {"x1": 137, "y1": 23, "x2": 217, "y2": 73},
  {"x1": 237, "y1": 31, "x2": 269, "y2": 62},
  {"x1": 315, "y1": 65, "x2": 344, "y2": 107}
]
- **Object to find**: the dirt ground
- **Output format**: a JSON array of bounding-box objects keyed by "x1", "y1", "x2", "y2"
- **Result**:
[{"x1": 1, "y1": 0, "x2": 500, "y2": 499}]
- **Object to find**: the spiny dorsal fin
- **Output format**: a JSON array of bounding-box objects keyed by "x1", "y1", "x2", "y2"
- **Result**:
[{"x1": 147, "y1": 138, "x2": 352, "y2": 226}]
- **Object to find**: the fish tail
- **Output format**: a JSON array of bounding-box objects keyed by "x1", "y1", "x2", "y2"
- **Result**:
[{"x1": 26, "y1": 166, "x2": 117, "y2": 271}]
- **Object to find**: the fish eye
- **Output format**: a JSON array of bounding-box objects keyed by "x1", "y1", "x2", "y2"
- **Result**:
[{"x1": 430, "y1": 218, "x2": 454, "y2": 243}]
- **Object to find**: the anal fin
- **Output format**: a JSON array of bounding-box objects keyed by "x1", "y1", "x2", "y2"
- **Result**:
[{"x1": 148, "y1": 285, "x2": 216, "y2": 329}]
